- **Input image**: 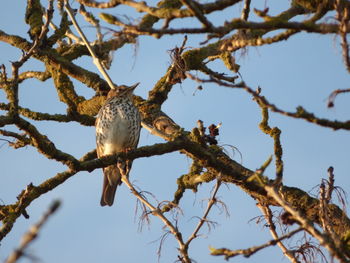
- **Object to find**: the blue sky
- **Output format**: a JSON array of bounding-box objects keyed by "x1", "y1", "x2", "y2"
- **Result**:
[{"x1": 1, "y1": 1, "x2": 350, "y2": 263}]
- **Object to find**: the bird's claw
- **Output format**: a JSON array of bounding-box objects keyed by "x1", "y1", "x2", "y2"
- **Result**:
[{"x1": 117, "y1": 158, "x2": 129, "y2": 177}]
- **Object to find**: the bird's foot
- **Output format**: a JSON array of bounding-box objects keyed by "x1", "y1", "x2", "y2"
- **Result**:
[{"x1": 117, "y1": 159, "x2": 129, "y2": 177}]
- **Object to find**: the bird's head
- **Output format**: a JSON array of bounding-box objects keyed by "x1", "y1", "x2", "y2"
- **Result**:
[{"x1": 107, "y1": 82, "x2": 139, "y2": 99}]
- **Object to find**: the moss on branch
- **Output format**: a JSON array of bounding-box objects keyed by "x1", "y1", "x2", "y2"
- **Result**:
[
  {"x1": 25, "y1": 0, "x2": 44, "y2": 40},
  {"x1": 258, "y1": 105, "x2": 283, "y2": 182}
]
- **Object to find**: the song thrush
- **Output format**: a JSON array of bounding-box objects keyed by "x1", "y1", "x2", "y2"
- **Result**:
[{"x1": 96, "y1": 83, "x2": 141, "y2": 206}]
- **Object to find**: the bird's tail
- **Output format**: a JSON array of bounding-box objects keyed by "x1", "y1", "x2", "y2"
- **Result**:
[{"x1": 100, "y1": 165, "x2": 122, "y2": 206}]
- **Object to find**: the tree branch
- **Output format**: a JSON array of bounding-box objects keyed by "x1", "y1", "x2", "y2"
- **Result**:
[
  {"x1": 5, "y1": 200, "x2": 61, "y2": 263},
  {"x1": 210, "y1": 227, "x2": 303, "y2": 260}
]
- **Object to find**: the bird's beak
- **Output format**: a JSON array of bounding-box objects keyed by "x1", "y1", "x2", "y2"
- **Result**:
[{"x1": 129, "y1": 82, "x2": 140, "y2": 91}]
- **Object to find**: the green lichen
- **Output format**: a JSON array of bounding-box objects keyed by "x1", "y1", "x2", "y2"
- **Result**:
[
  {"x1": 77, "y1": 96, "x2": 105, "y2": 116},
  {"x1": 292, "y1": 0, "x2": 334, "y2": 11},
  {"x1": 47, "y1": 12, "x2": 70, "y2": 46},
  {"x1": 190, "y1": 127, "x2": 204, "y2": 144},
  {"x1": 342, "y1": 230, "x2": 350, "y2": 251},
  {"x1": 49, "y1": 66, "x2": 84, "y2": 110},
  {"x1": 25, "y1": 0, "x2": 44, "y2": 39},
  {"x1": 99, "y1": 13, "x2": 118, "y2": 25},
  {"x1": 258, "y1": 105, "x2": 283, "y2": 181},
  {"x1": 182, "y1": 42, "x2": 220, "y2": 70},
  {"x1": 283, "y1": 186, "x2": 318, "y2": 210},
  {"x1": 220, "y1": 52, "x2": 240, "y2": 73}
]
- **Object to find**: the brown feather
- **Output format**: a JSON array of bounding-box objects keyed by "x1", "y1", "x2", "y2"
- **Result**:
[{"x1": 100, "y1": 165, "x2": 122, "y2": 206}]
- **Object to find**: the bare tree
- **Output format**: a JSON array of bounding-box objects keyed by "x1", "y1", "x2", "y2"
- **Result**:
[{"x1": 1, "y1": 0, "x2": 350, "y2": 262}]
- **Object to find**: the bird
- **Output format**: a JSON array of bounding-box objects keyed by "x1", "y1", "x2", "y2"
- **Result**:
[{"x1": 95, "y1": 83, "x2": 141, "y2": 206}]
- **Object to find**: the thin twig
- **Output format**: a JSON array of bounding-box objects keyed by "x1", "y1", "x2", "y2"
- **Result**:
[
  {"x1": 319, "y1": 182, "x2": 328, "y2": 232},
  {"x1": 319, "y1": 167, "x2": 342, "y2": 250},
  {"x1": 101, "y1": 13, "x2": 345, "y2": 38},
  {"x1": 241, "y1": 0, "x2": 251, "y2": 21},
  {"x1": 121, "y1": 173, "x2": 191, "y2": 263},
  {"x1": 5, "y1": 200, "x2": 61, "y2": 263},
  {"x1": 336, "y1": 0, "x2": 350, "y2": 73},
  {"x1": 185, "y1": 179, "x2": 221, "y2": 246},
  {"x1": 141, "y1": 121, "x2": 171, "y2": 140},
  {"x1": 186, "y1": 73, "x2": 350, "y2": 131},
  {"x1": 79, "y1": 4, "x2": 103, "y2": 42},
  {"x1": 180, "y1": 0, "x2": 213, "y2": 29},
  {"x1": 327, "y1": 88, "x2": 350, "y2": 108},
  {"x1": 64, "y1": 1, "x2": 115, "y2": 90},
  {"x1": 258, "y1": 204, "x2": 300, "y2": 263},
  {"x1": 76, "y1": 0, "x2": 120, "y2": 9},
  {"x1": 325, "y1": 166, "x2": 335, "y2": 203},
  {"x1": 265, "y1": 185, "x2": 349, "y2": 263},
  {"x1": 48, "y1": 21, "x2": 82, "y2": 43},
  {"x1": 210, "y1": 227, "x2": 302, "y2": 259},
  {"x1": 79, "y1": 0, "x2": 242, "y2": 19},
  {"x1": 16, "y1": 0, "x2": 54, "y2": 68}
]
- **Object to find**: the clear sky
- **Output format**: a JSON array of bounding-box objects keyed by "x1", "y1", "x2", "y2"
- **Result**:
[{"x1": 1, "y1": 1, "x2": 350, "y2": 263}]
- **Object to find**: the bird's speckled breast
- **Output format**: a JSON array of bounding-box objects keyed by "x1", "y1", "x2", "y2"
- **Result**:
[{"x1": 96, "y1": 96, "x2": 141, "y2": 156}]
